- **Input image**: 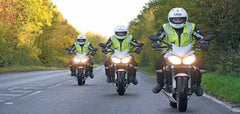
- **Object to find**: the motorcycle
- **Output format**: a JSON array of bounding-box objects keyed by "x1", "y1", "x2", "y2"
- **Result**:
[
  {"x1": 66, "y1": 48, "x2": 94, "y2": 86},
  {"x1": 99, "y1": 43, "x2": 144, "y2": 95},
  {"x1": 148, "y1": 35, "x2": 214, "y2": 112}
]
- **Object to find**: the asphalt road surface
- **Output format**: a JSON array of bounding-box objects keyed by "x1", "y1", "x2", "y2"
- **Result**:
[{"x1": 0, "y1": 66, "x2": 237, "y2": 114}]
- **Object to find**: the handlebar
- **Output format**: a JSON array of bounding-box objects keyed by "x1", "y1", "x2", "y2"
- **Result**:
[
  {"x1": 148, "y1": 34, "x2": 215, "y2": 51},
  {"x1": 99, "y1": 43, "x2": 143, "y2": 54}
]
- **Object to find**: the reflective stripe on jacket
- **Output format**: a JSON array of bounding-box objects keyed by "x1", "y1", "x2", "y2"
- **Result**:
[
  {"x1": 163, "y1": 22, "x2": 195, "y2": 47},
  {"x1": 110, "y1": 35, "x2": 133, "y2": 51},
  {"x1": 74, "y1": 42, "x2": 90, "y2": 54}
]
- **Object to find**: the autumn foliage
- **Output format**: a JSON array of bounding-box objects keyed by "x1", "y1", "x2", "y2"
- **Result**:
[{"x1": 0, "y1": 0, "x2": 106, "y2": 67}]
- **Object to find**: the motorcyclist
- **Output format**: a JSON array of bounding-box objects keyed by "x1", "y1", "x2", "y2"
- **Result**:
[
  {"x1": 68, "y1": 34, "x2": 97, "y2": 78},
  {"x1": 151, "y1": 8, "x2": 210, "y2": 96},
  {"x1": 102, "y1": 25, "x2": 143, "y2": 85}
]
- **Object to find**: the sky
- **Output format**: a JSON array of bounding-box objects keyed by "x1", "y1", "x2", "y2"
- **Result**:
[{"x1": 51, "y1": 0, "x2": 150, "y2": 37}]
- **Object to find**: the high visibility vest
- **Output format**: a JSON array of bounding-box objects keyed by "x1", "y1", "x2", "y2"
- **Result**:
[
  {"x1": 110, "y1": 35, "x2": 133, "y2": 51},
  {"x1": 75, "y1": 42, "x2": 90, "y2": 54},
  {"x1": 163, "y1": 22, "x2": 195, "y2": 47}
]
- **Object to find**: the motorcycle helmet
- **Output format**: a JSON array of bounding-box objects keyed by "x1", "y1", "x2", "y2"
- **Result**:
[
  {"x1": 168, "y1": 8, "x2": 188, "y2": 29},
  {"x1": 114, "y1": 25, "x2": 128, "y2": 39},
  {"x1": 76, "y1": 34, "x2": 86, "y2": 45}
]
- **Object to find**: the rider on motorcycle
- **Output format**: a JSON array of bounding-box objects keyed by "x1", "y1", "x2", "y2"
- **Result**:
[
  {"x1": 151, "y1": 8, "x2": 210, "y2": 96},
  {"x1": 69, "y1": 34, "x2": 97, "y2": 78},
  {"x1": 102, "y1": 25, "x2": 143, "y2": 85}
]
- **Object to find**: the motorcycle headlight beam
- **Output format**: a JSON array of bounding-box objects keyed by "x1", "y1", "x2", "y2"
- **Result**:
[
  {"x1": 111, "y1": 57, "x2": 121, "y2": 63},
  {"x1": 183, "y1": 55, "x2": 196, "y2": 65},
  {"x1": 168, "y1": 56, "x2": 181, "y2": 65},
  {"x1": 122, "y1": 57, "x2": 131, "y2": 63},
  {"x1": 73, "y1": 58, "x2": 81, "y2": 63},
  {"x1": 80, "y1": 58, "x2": 88, "y2": 63}
]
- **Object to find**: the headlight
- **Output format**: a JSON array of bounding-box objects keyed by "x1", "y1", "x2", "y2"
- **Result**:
[
  {"x1": 122, "y1": 57, "x2": 131, "y2": 63},
  {"x1": 81, "y1": 58, "x2": 88, "y2": 63},
  {"x1": 168, "y1": 56, "x2": 181, "y2": 65},
  {"x1": 183, "y1": 55, "x2": 196, "y2": 65},
  {"x1": 73, "y1": 58, "x2": 80, "y2": 63},
  {"x1": 111, "y1": 57, "x2": 120, "y2": 63}
]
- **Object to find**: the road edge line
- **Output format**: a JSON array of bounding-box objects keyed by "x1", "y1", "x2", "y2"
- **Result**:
[{"x1": 203, "y1": 93, "x2": 240, "y2": 112}]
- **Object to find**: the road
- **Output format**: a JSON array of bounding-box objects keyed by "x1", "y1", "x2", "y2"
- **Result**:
[{"x1": 0, "y1": 66, "x2": 237, "y2": 114}]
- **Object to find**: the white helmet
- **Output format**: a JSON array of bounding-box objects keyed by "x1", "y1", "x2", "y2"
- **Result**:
[
  {"x1": 114, "y1": 25, "x2": 128, "y2": 39},
  {"x1": 76, "y1": 34, "x2": 86, "y2": 45},
  {"x1": 168, "y1": 8, "x2": 188, "y2": 29}
]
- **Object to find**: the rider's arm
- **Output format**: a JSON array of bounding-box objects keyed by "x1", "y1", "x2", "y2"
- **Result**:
[
  {"x1": 156, "y1": 26, "x2": 166, "y2": 40},
  {"x1": 88, "y1": 43, "x2": 95, "y2": 51},
  {"x1": 151, "y1": 26, "x2": 166, "y2": 48},
  {"x1": 105, "y1": 38, "x2": 112, "y2": 47},
  {"x1": 88, "y1": 43, "x2": 97, "y2": 56},
  {"x1": 70, "y1": 43, "x2": 76, "y2": 51},
  {"x1": 192, "y1": 26, "x2": 209, "y2": 50},
  {"x1": 192, "y1": 27, "x2": 204, "y2": 41},
  {"x1": 130, "y1": 38, "x2": 139, "y2": 47}
]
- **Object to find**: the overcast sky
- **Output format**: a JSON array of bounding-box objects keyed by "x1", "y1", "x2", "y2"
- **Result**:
[{"x1": 51, "y1": 0, "x2": 150, "y2": 37}]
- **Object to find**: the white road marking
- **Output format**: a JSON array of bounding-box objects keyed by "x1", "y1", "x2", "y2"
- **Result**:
[
  {"x1": 7, "y1": 87, "x2": 19, "y2": 91},
  {"x1": 5, "y1": 102, "x2": 13, "y2": 105},
  {"x1": 20, "y1": 91, "x2": 42, "y2": 99},
  {"x1": 10, "y1": 90, "x2": 32, "y2": 93},
  {"x1": 48, "y1": 83, "x2": 63, "y2": 89},
  {"x1": 203, "y1": 93, "x2": 240, "y2": 112},
  {"x1": 0, "y1": 94, "x2": 22, "y2": 97},
  {"x1": 23, "y1": 87, "x2": 42, "y2": 90}
]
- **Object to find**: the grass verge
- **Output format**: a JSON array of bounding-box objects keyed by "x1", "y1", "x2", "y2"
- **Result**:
[
  {"x1": 0, "y1": 66, "x2": 67, "y2": 74},
  {"x1": 202, "y1": 72, "x2": 240, "y2": 104},
  {"x1": 139, "y1": 67, "x2": 240, "y2": 104}
]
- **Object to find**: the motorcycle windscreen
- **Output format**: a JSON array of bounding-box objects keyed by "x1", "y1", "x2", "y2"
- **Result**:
[
  {"x1": 170, "y1": 43, "x2": 194, "y2": 57},
  {"x1": 112, "y1": 49, "x2": 129, "y2": 58},
  {"x1": 76, "y1": 53, "x2": 87, "y2": 58}
]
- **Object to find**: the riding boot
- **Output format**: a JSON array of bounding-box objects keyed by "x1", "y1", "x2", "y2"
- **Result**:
[
  {"x1": 195, "y1": 72, "x2": 203, "y2": 96},
  {"x1": 132, "y1": 69, "x2": 138, "y2": 85},
  {"x1": 70, "y1": 66, "x2": 76, "y2": 76},
  {"x1": 71, "y1": 71, "x2": 76, "y2": 76},
  {"x1": 105, "y1": 68, "x2": 112, "y2": 83},
  {"x1": 152, "y1": 72, "x2": 164, "y2": 94},
  {"x1": 89, "y1": 66, "x2": 94, "y2": 79}
]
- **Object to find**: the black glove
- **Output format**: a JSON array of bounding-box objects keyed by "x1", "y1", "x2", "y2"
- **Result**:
[
  {"x1": 200, "y1": 41, "x2": 209, "y2": 51},
  {"x1": 68, "y1": 51, "x2": 73, "y2": 55},
  {"x1": 91, "y1": 51, "x2": 96, "y2": 56},
  {"x1": 102, "y1": 48, "x2": 108, "y2": 53},
  {"x1": 151, "y1": 41, "x2": 160, "y2": 48},
  {"x1": 135, "y1": 47, "x2": 142, "y2": 54}
]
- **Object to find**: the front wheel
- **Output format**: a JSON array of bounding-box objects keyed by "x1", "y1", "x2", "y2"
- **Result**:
[
  {"x1": 77, "y1": 69, "x2": 85, "y2": 85},
  {"x1": 116, "y1": 71, "x2": 126, "y2": 95},
  {"x1": 177, "y1": 77, "x2": 188, "y2": 112}
]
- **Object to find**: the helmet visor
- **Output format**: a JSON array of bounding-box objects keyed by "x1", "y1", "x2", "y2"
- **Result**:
[
  {"x1": 169, "y1": 17, "x2": 187, "y2": 24},
  {"x1": 115, "y1": 32, "x2": 127, "y2": 36},
  {"x1": 77, "y1": 39, "x2": 86, "y2": 43}
]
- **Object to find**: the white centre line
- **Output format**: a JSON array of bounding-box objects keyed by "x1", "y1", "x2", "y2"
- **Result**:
[
  {"x1": 7, "y1": 87, "x2": 19, "y2": 91},
  {"x1": 0, "y1": 94, "x2": 22, "y2": 97},
  {"x1": 5, "y1": 102, "x2": 14, "y2": 105},
  {"x1": 19, "y1": 91, "x2": 42, "y2": 100},
  {"x1": 23, "y1": 87, "x2": 42, "y2": 90},
  {"x1": 10, "y1": 90, "x2": 32, "y2": 93}
]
